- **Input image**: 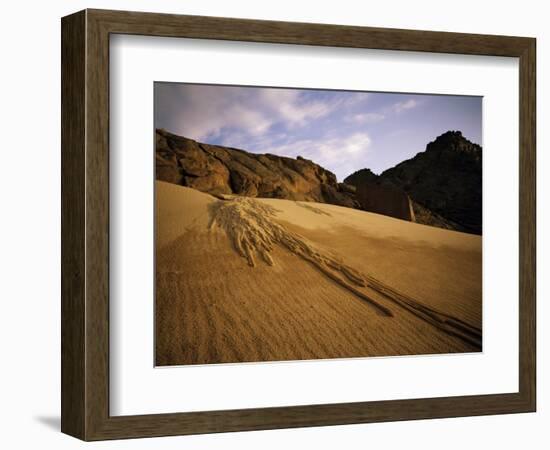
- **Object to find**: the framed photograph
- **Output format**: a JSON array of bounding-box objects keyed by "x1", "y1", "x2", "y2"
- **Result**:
[{"x1": 61, "y1": 9, "x2": 536, "y2": 440}]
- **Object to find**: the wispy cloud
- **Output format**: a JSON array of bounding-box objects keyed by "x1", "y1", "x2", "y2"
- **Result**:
[
  {"x1": 392, "y1": 99, "x2": 418, "y2": 113},
  {"x1": 156, "y1": 83, "x2": 482, "y2": 177},
  {"x1": 155, "y1": 85, "x2": 273, "y2": 140},
  {"x1": 155, "y1": 85, "x2": 370, "y2": 142},
  {"x1": 260, "y1": 132, "x2": 372, "y2": 180},
  {"x1": 346, "y1": 112, "x2": 385, "y2": 124},
  {"x1": 258, "y1": 89, "x2": 334, "y2": 127}
]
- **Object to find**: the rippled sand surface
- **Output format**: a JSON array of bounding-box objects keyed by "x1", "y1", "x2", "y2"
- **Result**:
[{"x1": 155, "y1": 181, "x2": 482, "y2": 366}]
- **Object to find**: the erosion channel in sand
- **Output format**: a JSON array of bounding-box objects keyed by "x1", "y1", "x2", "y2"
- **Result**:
[{"x1": 209, "y1": 194, "x2": 481, "y2": 348}]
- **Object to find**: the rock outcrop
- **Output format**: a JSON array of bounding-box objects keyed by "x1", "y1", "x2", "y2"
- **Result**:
[
  {"x1": 354, "y1": 182, "x2": 416, "y2": 222},
  {"x1": 344, "y1": 168, "x2": 379, "y2": 187},
  {"x1": 345, "y1": 131, "x2": 481, "y2": 234},
  {"x1": 380, "y1": 131, "x2": 482, "y2": 234},
  {"x1": 157, "y1": 129, "x2": 481, "y2": 234},
  {"x1": 156, "y1": 129, "x2": 359, "y2": 209}
]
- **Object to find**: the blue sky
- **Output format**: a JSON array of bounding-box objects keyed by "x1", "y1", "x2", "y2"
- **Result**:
[{"x1": 155, "y1": 83, "x2": 482, "y2": 181}]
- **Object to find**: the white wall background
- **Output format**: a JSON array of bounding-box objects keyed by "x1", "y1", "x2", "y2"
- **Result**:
[{"x1": 0, "y1": 1, "x2": 546, "y2": 448}]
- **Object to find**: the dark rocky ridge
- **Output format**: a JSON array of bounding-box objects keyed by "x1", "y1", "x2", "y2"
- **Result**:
[
  {"x1": 345, "y1": 131, "x2": 481, "y2": 234},
  {"x1": 344, "y1": 168, "x2": 379, "y2": 186},
  {"x1": 387, "y1": 131, "x2": 481, "y2": 234}
]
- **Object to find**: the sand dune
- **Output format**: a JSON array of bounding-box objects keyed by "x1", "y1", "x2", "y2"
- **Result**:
[{"x1": 155, "y1": 181, "x2": 482, "y2": 366}]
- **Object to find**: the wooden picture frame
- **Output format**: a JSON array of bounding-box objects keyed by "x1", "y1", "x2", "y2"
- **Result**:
[{"x1": 61, "y1": 9, "x2": 536, "y2": 440}]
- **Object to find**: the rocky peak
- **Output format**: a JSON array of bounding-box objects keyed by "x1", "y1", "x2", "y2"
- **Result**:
[
  {"x1": 426, "y1": 130, "x2": 482, "y2": 158},
  {"x1": 378, "y1": 130, "x2": 482, "y2": 234},
  {"x1": 343, "y1": 168, "x2": 379, "y2": 186}
]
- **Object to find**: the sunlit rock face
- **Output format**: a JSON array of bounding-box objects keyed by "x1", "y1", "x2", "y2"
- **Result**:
[{"x1": 156, "y1": 128, "x2": 359, "y2": 209}]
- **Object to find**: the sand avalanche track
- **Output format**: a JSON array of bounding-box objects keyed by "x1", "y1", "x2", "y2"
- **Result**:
[{"x1": 208, "y1": 196, "x2": 481, "y2": 349}]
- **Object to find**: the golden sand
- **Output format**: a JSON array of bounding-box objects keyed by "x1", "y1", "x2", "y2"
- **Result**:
[{"x1": 155, "y1": 181, "x2": 482, "y2": 366}]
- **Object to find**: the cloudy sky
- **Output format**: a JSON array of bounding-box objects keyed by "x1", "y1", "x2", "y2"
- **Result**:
[{"x1": 155, "y1": 83, "x2": 482, "y2": 181}]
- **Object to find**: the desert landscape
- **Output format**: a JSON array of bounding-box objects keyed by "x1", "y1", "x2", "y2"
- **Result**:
[{"x1": 154, "y1": 126, "x2": 482, "y2": 366}]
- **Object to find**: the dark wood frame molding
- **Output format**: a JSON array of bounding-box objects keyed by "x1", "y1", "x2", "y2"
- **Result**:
[{"x1": 61, "y1": 9, "x2": 536, "y2": 440}]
